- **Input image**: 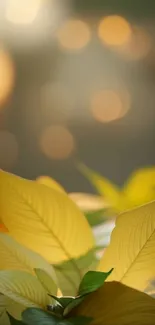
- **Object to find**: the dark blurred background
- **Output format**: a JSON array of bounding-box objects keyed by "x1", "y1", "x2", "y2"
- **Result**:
[{"x1": 1, "y1": 0, "x2": 155, "y2": 193}]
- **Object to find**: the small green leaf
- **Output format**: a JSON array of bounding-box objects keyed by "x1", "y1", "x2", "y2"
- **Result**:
[
  {"x1": 22, "y1": 308, "x2": 60, "y2": 325},
  {"x1": 49, "y1": 296, "x2": 75, "y2": 308},
  {"x1": 84, "y1": 209, "x2": 107, "y2": 227},
  {"x1": 63, "y1": 296, "x2": 85, "y2": 316},
  {"x1": 60, "y1": 316, "x2": 93, "y2": 325},
  {"x1": 78, "y1": 269, "x2": 113, "y2": 296},
  {"x1": 7, "y1": 313, "x2": 25, "y2": 325}
]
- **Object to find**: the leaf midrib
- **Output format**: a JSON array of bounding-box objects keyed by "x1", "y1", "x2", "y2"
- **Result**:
[{"x1": 120, "y1": 221, "x2": 154, "y2": 282}]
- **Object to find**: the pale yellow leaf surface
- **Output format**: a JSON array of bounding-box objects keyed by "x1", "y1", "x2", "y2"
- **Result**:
[
  {"x1": 36, "y1": 176, "x2": 65, "y2": 193},
  {"x1": 98, "y1": 201, "x2": 155, "y2": 292},
  {"x1": 34, "y1": 268, "x2": 56, "y2": 295},
  {"x1": 0, "y1": 270, "x2": 50, "y2": 308},
  {"x1": 123, "y1": 167, "x2": 155, "y2": 206},
  {"x1": 0, "y1": 233, "x2": 57, "y2": 289},
  {"x1": 0, "y1": 170, "x2": 94, "y2": 264},
  {"x1": 73, "y1": 281, "x2": 155, "y2": 325},
  {"x1": 1, "y1": 295, "x2": 25, "y2": 321}
]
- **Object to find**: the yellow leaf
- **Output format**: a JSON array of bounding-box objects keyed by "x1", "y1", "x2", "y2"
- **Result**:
[
  {"x1": 98, "y1": 201, "x2": 155, "y2": 292},
  {"x1": 124, "y1": 167, "x2": 155, "y2": 207},
  {"x1": 0, "y1": 233, "x2": 57, "y2": 291},
  {"x1": 36, "y1": 176, "x2": 65, "y2": 193},
  {"x1": 0, "y1": 270, "x2": 50, "y2": 308},
  {"x1": 0, "y1": 170, "x2": 94, "y2": 265},
  {"x1": 73, "y1": 281, "x2": 155, "y2": 325},
  {"x1": 78, "y1": 163, "x2": 127, "y2": 212}
]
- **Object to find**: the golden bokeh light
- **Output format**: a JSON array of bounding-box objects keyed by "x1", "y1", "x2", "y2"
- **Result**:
[
  {"x1": 0, "y1": 131, "x2": 18, "y2": 168},
  {"x1": 6, "y1": 0, "x2": 42, "y2": 25},
  {"x1": 91, "y1": 89, "x2": 130, "y2": 123},
  {"x1": 57, "y1": 19, "x2": 91, "y2": 51},
  {"x1": 98, "y1": 15, "x2": 132, "y2": 46},
  {"x1": 0, "y1": 48, "x2": 15, "y2": 108},
  {"x1": 117, "y1": 26, "x2": 152, "y2": 61},
  {"x1": 40, "y1": 126, "x2": 75, "y2": 160}
]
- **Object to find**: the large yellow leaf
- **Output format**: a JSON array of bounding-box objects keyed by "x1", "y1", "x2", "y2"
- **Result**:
[
  {"x1": 0, "y1": 233, "x2": 57, "y2": 288},
  {"x1": 98, "y1": 201, "x2": 155, "y2": 292},
  {"x1": 123, "y1": 167, "x2": 155, "y2": 207},
  {"x1": 0, "y1": 270, "x2": 50, "y2": 308},
  {"x1": 0, "y1": 170, "x2": 94, "y2": 265},
  {"x1": 36, "y1": 176, "x2": 65, "y2": 193},
  {"x1": 73, "y1": 281, "x2": 155, "y2": 325}
]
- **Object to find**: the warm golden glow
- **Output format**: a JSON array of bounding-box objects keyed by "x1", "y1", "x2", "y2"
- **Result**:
[
  {"x1": 98, "y1": 15, "x2": 132, "y2": 46},
  {"x1": 6, "y1": 0, "x2": 42, "y2": 25},
  {"x1": 0, "y1": 48, "x2": 15, "y2": 108},
  {"x1": 57, "y1": 19, "x2": 91, "y2": 51},
  {"x1": 118, "y1": 26, "x2": 152, "y2": 60},
  {"x1": 0, "y1": 131, "x2": 18, "y2": 168},
  {"x1": 91, "y1": 89, "x2": 130, "y2": 123},
  {"x1": 40, "y1": 126, "x2": 75, "y2": 160}
]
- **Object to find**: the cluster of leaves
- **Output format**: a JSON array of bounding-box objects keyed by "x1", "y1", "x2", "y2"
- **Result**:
[
  {"x1": 0, "y1": 170, "x2": 155, "y2": 325},
  {"x1": 7, "y1": 269, "x2": 112, "y2": 325}
]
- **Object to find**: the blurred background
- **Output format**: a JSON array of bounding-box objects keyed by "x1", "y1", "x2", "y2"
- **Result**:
[{"x1": 1, "y1": 0, "x2": 155, "y2": 193}]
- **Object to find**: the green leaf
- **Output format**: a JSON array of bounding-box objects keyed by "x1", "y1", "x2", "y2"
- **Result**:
[
  {"x1": 47, "y1": 303, "x2": 64, "y2": 317},
  {"x1": 22, "y1": 308, "x2": 60, "y2": 325},
  {"x1": 78, "y1": 269, "x2": 113, "y2": 296},
  {"x1": 63, "y1": 297, "x2": 85, "y2": 316},
  {"x1": 53, "y1": 249, "x2": 98, "y2": 296},
  {"x1": 7, "y1": 313, "x2": 25, "y2": 325},
  {"x1": 84, "y1": 209, "x2": 107, "y2": 227},
  {"x1": 49, "y1": 296, "x2": 75, "y2": 308}
]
